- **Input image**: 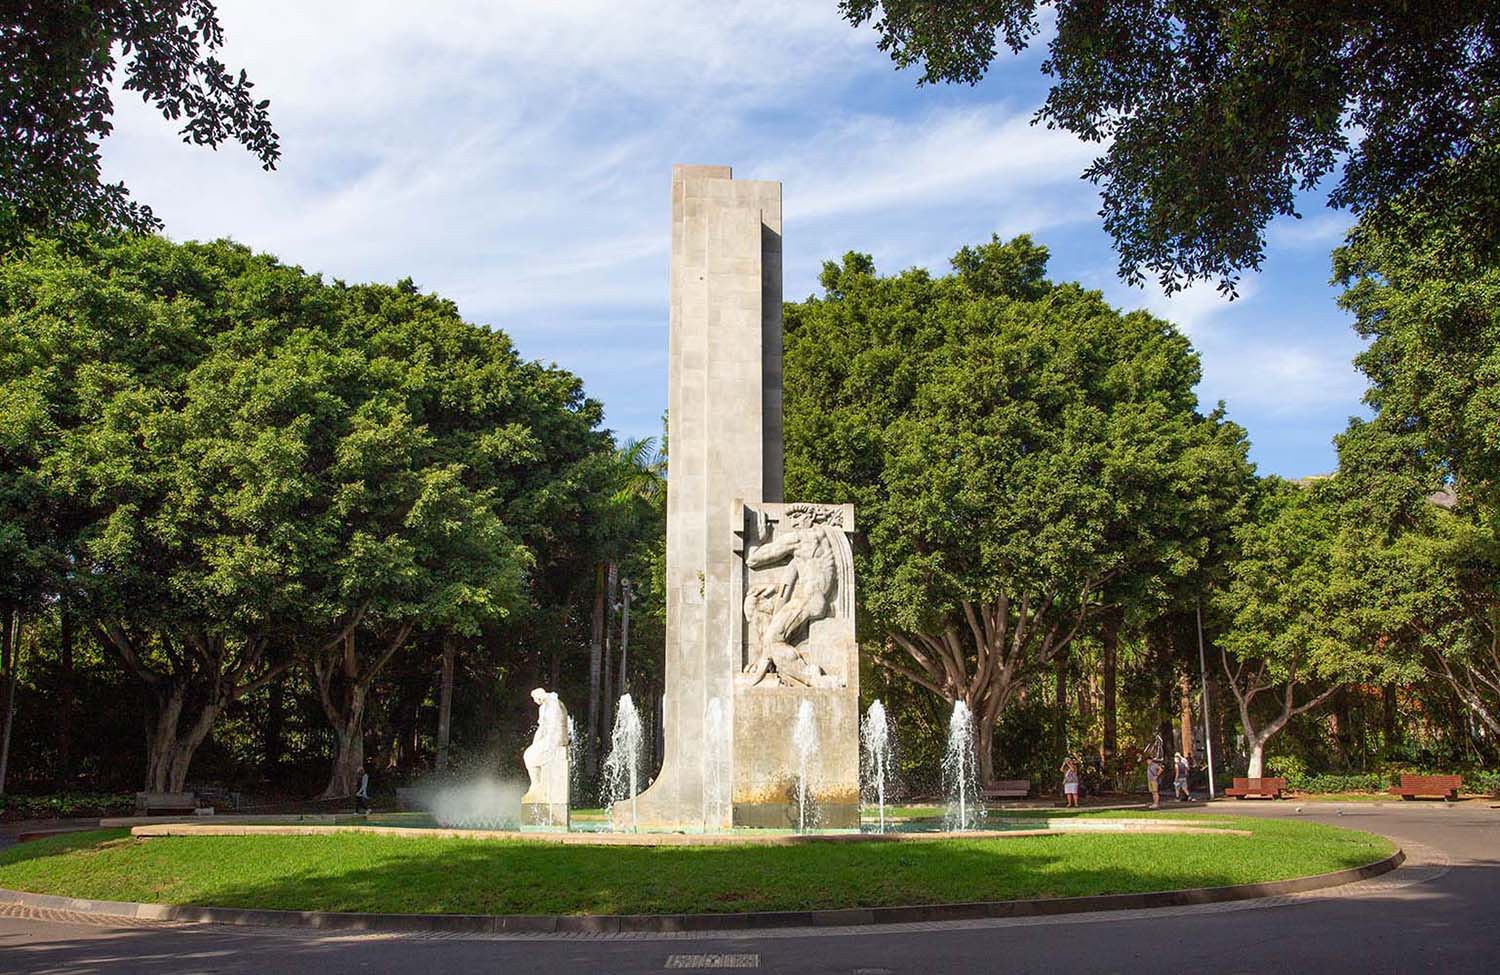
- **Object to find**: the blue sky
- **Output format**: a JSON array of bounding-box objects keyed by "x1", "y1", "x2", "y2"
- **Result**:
[{"x1": 99, "y1": 1, "x2": 1369, "y2": 478}]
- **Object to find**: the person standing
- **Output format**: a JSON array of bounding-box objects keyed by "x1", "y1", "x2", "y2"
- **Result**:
[
  {"x1": 354, "y1": 765, "x2": 370, "y2": 815},
  {"x1": 1146, "y1": 757, "x2": 1163, "y2": 809},
  {"x1": 1060, "y1": 757, "x2": 1080, "y2": 808}
]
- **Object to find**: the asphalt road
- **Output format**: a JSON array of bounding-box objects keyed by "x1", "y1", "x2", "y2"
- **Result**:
[{"x1": 1, "y1": 801, "x2": 1495, "y2": 974}]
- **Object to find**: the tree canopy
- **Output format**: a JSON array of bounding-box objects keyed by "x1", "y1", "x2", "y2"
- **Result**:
[
  {"x1": 840, "y1": 1, "x2": 1500, "y2": 295},
  {"x1": 0, "y1": 233, "x2": 619, "y2": 793},
  {"x1": 0, "y1": 2, "x2": 278, "y2": 245},
  {"x1": 784, "y1": 234, "x2": 1252, "y2": 781}
]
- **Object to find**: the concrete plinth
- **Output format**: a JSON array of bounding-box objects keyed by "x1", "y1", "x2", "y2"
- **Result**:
[
  {"x1": 732, "y1": 685, "x2": 859, "y2": 829},
  {"x1": 521, "y1": 802, "x2": 569, "y2": 830}
]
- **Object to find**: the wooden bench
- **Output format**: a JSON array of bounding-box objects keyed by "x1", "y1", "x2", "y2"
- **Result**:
[
  {"x1": 1224, "y1": 777, "x2": 1287, "y2": 799},
  {"x1": 135, "y1": 791, "x2": 197, "y2": 815},
  {"x1": 982, "y1": 779, "x2": 1031, "y2": 800},
  {"x1": 1388, "y1": 774, "x2": 1462, "y2": 801}
]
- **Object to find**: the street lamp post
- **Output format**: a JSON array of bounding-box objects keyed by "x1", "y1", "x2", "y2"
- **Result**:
[{"x1": 1196, "y1": 596, "x2": 1217, "y2": 799}]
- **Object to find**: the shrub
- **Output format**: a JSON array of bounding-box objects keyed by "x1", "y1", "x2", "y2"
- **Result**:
[{"x1": 0, "y1": 792, "x2": 135, "y2": 821}]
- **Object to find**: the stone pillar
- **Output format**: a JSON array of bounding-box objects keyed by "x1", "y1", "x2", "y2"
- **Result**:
[{"x1": 626, "y1": 166, "x2": 783, "y2": 829}]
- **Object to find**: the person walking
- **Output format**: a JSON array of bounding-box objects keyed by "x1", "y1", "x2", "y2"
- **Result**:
[
  {"x1": 1060, "y1": 757, "x2": 1080, "y2": 808},
  {"x1": 354, "y1": 765, "x2": 370, "y2": 815},
  {"x1": 1174, "y1": 751, "x2": 1193, "y2": 802},
  {"x1": 1146, "y1": 756, "x2": 1163, "y2": 809}
]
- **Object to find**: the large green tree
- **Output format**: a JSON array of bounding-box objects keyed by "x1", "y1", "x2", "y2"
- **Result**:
[
  {"x1": 0, "y1": 1, "x2": 278, "y2": 245},
  {"x1": 0, "y1": 234, "x2": 610, "y2": 795},
  {"x1": 840, "y1": 1, "x2": 1500, "y2": 294},
  {"x1": 784, "y1": 235, "x2": 1252, "y2": 782},
  {"x1": 1216, "y1": 478, "x2": 1399, "y2": 777},
  {"x1": 1335, "y1": 193, "x2": 1500, "y2": 514}
]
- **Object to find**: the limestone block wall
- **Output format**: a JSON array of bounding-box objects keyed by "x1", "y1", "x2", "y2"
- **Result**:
[{"x1": 625, "y1": 165, "x2": 783, "y2": 830}]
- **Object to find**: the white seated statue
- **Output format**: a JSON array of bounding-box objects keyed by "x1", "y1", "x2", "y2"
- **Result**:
[{"x1": 520, "y1": 687, "x2": 570, "y2": 828}]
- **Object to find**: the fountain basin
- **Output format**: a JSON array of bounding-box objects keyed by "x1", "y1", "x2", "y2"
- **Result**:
[{"x1": 125, "y1": 818, "x2": 1249, "y2": 846}]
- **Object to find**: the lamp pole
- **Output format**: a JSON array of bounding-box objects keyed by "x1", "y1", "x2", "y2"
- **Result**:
[{"x1": 1196, "y1": 595, "x2": 1217, "y2": 799}]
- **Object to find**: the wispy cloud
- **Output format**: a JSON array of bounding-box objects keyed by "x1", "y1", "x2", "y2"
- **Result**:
[
  {"x1": 1267, "y1": 212, "x2": 1351, "y2": 250},
  {"x1": 94, "y1": 0, "x2": 1370, "y2": 476}
]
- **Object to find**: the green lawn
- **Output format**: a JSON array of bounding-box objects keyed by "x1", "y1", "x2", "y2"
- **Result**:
[{"x1": 0, "y1": 817, "x2": 1391, "y2": 916}]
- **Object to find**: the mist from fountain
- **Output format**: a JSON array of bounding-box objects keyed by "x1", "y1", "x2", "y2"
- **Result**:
[
  {"x1": 860, "y1": 699, "x2": 892, "y2": 833},
  {"x1": 792, "y1": 698, "x2": 819, "y2": 832},
  {"x1": 943, "y1": 700, "x2": 983, "y2": 831},
  {"x1": 602, "y1": 693, "x2": 644, "y2": 831},
  {"x1": 416, "y1": 777, "x2": 524, "y2": 830}
]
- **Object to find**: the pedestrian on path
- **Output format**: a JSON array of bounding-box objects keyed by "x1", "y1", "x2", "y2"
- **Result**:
[
  {"x1": 1061, "y1": 757, "x2": 1080, "y2": 808},
  {"x1": 1174, "y1": 752, "x2": 1193, "y2": 802},
  {"x1": 354, "y1": 766, "x2": 370, "y2": 814},
  {"x1": 1146, "y1": 757, "x2": 1163, "y2": 809}
]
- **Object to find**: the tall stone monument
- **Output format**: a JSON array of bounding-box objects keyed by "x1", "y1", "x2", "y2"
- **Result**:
[{"x1": 623, "y1": 166, "x2": 859, "y2": 831}]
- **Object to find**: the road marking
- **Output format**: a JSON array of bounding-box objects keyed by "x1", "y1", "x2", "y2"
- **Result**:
[{"x1": 664, "y1": 953, "x2": 760, "y2": 968}]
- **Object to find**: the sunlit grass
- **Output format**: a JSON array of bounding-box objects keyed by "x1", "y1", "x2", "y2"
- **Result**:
[{"x1": 0, "y1": 816, "x2": 1391, "y2": 916}]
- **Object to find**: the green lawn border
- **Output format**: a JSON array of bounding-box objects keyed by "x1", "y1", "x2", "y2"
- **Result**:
[{"x1": 0, "y1": 846, "x2": 1403, "y2": 934}]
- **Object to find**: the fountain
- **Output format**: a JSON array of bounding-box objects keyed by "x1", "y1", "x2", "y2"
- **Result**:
[
  {"x1": 942, "y1": 700, "x2": 982, "y2": 831},
  {"x1": 602, "y1": 693, "x2": 644, "y2": 831},
  {"x1": 792, "y1": 698, "x2": 819, "y2": 832},
  {"x1": 860, "y1": 699, "x2": 893, "y2": 833}
]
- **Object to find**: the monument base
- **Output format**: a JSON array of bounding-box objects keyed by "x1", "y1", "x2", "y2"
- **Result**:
[
  {"x1": 522, "y1": 802, "x2": 569, "y2": 830},
  {"x1": 732, "y1": 684, "x2": 859, "y2": 831},
  {"x1": 733, "y1": 802, "x2": 859, "y2": 830}
]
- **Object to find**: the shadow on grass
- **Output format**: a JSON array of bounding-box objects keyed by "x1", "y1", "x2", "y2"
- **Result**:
[{"x1": 0, "y1": 829, "x2": 132, "y2": 867}]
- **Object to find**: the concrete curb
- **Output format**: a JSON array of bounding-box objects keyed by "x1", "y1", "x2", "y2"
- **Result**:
[
  {"x1": 123, "y1": 819, "x2": 1251, "y2": 845},
  {"x1": 0, "y1": 848, "x2": 1403, "y2": 935}
]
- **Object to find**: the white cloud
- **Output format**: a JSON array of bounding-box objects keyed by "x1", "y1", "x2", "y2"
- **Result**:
[
  {"x1": 91, "y1": 0, "x2": 1369, "y2": 472},
  {"x1": 1267, "y1": 212, "x2": 1351, "y2": 249},
  {"x1": 1134, "y1": 279, "x2": 1253, "y2": 335}
]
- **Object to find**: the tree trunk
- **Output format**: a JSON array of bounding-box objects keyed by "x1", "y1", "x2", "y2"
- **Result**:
[
  {"x1": 436, "y1": 636, "x2": 455, "y2": 771},
  {"x1": 56, "y1": 607, "x2": 75, "y2": 788},
  {"x1": 587, "y1": 563, "x2": 605, "y2": 779},
  {"x1": 325, "y1": 698, "x2": 366, "y2": 799},
  {"x1": 1100, "y1": 607, "x2": 1120, "y2": 760},
  {"x1": 144, "y1": 684, "x2": 186, "y2": 792},
  {"x1": 1054, "y1": 655, "x2": 1068, "y2": 760},
  {"x1": 1382, "y1": 683, "x2": 1399, "y2": 758},
  {"x1": 1222, "y1": 645, "x2": 1339, "y2": 780},
  {"x1": 141, "y1": 684, "x2": 222, "y2": 793},
  {"x1": 264, "y1": 679, "x2": 285, "y2": 772},
  {"x1": 313, "y1": 622, "x2": 410, "y2": 799},
  {"x1": 1153, "y1": 632, "x2": 1173, "y2": 724},
  {"x1": 0, "y1": 610, "x2": 20, "y2": 795},
  {"x1": 977, "y1": 707, "x2": 997, "y2": 785},
  {"x1": 1247, "y1": 736, "x2": 1269, "y2": 779},
  {"x1": 166, "y1": 701, "x2": 220, "y2": 793},
  {"x1": 603, "y1": 562, "x2": 617, "y2": 739},
  {"x1": 1178, "y1": 670, "x2": 1194, "y2": 758},
  {"x1": 879, "y1": 590, "x2": 1104, "y2": 788}
]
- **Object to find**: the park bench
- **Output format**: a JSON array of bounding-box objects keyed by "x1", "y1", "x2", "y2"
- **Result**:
[
  {"x1": 1224, "y1": 777, "x2": 1287, "y2": 799},
  {"x1": 1388, "y1": 774, "x2": 1462, "y2": 801},
  {"x1": 982, "y1": 779, "x2": 1031, "y2": 800},
  {"x1": 134, "y1": 791, "x2": 198, "y2": 816}
]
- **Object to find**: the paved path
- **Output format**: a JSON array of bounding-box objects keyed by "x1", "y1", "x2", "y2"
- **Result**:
[{"x1": 0, "y1": 802, "x2": 1494, "y2": 974}]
